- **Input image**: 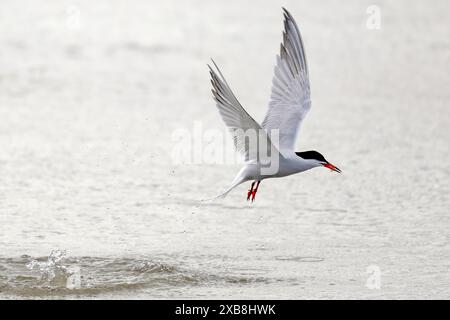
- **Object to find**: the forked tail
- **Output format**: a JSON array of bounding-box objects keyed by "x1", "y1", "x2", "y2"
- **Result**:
[{"x1": 200, "y1": 172, "x2": 247, "y2": 202}]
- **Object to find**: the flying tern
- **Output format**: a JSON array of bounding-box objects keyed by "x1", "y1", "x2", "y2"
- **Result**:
[{"x1": 208, "y1": 8, "x2": 341, "y2": 202}]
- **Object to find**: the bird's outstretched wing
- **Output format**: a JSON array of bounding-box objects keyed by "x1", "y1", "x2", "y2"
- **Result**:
[
  {"x1": 209, "y1": 60, "x2": 275, "y2": 161},
  {"x1": 261, "y1": 8, "x2": 311, "y2": 155}
]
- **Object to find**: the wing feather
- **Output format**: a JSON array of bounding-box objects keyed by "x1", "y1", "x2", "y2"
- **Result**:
[
  {"x1": 209, "y1": 60, "x2": 276, "y2": 161},
  {"x1": 261, "y1": 8, "x2": 311, "y2": 154}
]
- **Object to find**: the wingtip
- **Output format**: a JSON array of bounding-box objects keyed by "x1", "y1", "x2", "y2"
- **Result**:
[
  {"x1": 282, "y1": 7, "x2": 297, "y2": 23},
  {"x1": 207, "y1": 58, "x2": 229, "y2": 86},
  {"x1": 210, "y1": 58, "x2": 220, "y2": 71},
  {"x1": 207, "y1": 58, "x2": 220, "y2": 73}
]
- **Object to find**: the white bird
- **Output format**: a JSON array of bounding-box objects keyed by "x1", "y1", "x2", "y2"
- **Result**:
[{"x1": 208, "y1": 8, "x2": 341, "y2": 202}]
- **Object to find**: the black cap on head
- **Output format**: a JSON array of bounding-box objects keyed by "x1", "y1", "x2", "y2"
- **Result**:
[{"x1": 295, "y1": 151, "x2": 327, "y2": 162}]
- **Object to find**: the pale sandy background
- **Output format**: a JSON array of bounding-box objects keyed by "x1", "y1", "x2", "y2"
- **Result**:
[{"x1": 0, "y1": 0, "x2": 449, "y2": 299}]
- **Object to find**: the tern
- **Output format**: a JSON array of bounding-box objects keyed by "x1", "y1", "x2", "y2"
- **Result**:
[{"x1": 208, "y1": 8, "x2": 341, "y2": 202}]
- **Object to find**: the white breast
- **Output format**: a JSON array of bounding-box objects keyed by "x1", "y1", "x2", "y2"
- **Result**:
[{"x1": 242, "y1": 154, "x2": 317, "y2": 181}]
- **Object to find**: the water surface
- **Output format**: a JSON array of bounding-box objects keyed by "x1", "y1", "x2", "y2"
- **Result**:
[{"x1": 0, "y1": 0, "x2": 449, "y2": 299}]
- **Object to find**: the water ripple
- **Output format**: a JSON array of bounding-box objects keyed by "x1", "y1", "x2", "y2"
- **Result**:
[{"x1": 0, "y1": 250, "x2": 275, "y2": 298}]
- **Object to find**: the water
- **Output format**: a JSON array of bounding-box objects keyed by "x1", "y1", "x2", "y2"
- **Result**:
[{"x1": 0, "y1": 0, "x2": 449, "y2": 299}]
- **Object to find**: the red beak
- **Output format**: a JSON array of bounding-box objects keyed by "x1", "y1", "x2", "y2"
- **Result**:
[{"x1": 323, "y1": 162, "x2": 341, "y2": 173}]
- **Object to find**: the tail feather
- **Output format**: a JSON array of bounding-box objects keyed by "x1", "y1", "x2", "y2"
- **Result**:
[{"x1": 200, "y1": 174, "x2": 247, "y2": 202}]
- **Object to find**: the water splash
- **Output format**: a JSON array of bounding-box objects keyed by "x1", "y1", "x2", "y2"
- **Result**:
[
  {"x1": 26, "y1": 249, "x2": 73, "y2": 285},
  {"x1": 0, "y1": 252, "x2": 273, "y2": 298}
]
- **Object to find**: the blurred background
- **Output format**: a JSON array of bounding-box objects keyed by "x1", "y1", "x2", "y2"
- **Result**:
[{"x1": 0, "y1": 0, "x2": 448, "y2": 299}]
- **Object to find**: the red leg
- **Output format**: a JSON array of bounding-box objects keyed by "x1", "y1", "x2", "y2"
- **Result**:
[
  {"x1": 247, "y1": 181, "x2": 256, "y2": 201},
  {"x1": 251, "y1": 181, "x2": 261, "y2": 202}
]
